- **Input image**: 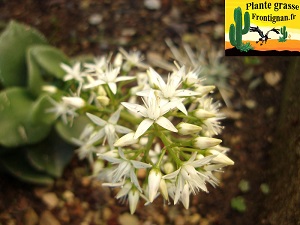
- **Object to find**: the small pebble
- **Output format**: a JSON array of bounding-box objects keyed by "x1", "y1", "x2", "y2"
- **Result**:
[
  {"x1": 39, "y1": 211, "x2": 60, "y2": 225},
  {"x1": 174, "y1": 215, "x2": 185, "y2": 225},
  {"x1": 62, "y1": 190, "x2": 75, "y2": 204},
  {"x1": 88, "y1": 14, "x2": 103, "y2": 25},
  {"x1": 118, "y1": 213, "x2": 139, "y2": 225},
  {"x1": 41, "y1": 192, "x2": 59, "y2": 209},
  {"x1": 102, "y1": 207, "x2": 112, "y2": 221},
  {"x1": 244, "y1": 99, "x2": 257, "y2": 109},
  {"x1": 264, "y1": 71, "x2": 281, "y2": 86},
  {"x1": 23, "y1": 208, "x2": 38, "y2": 225},
  {"x1": 144, "y1": 0, "x2": 161, "y2": 10}
]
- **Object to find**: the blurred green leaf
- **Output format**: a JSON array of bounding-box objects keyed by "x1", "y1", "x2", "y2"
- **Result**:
[
  {"x1": 0, "y1": 20, "x2": 48, "y2": 87},
  {"x1": 27, "y1": 47, "x2": 45, "y2": 96},
  {"x1": 29, "y1": 45, "x2": 69, "y2": 79},
  {"x1": 0, "y1": 88, "x2": 51, "y2": 147},
  {"x1": 55, "y1": 115, "x2": 91, "y2": 144},
  {"x1": 29, "y1": 94, "x2": 57, "y2": 126},
  {"x1": 0, "y1": 150, "x2": 54, "y2": 185},
  {"x1": 27, "y1": 130, "x2": 74, "y2": 177}
]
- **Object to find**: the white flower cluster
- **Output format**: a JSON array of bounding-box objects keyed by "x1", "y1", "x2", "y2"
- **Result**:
[{"x1": 47, "y1": 48, "x2": 234, "y2": 214}]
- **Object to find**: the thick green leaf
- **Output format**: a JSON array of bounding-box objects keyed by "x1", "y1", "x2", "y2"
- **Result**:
[
  {"x1": 27, "y1": 47, "x2": 45, "y2": 96},
  {"x1": 55, "y1": 115, "x2": 91, "y2": 144},
  {"x1": 0, "y1": 20, "x2": 48, "y2": 87},
  {"x1": 27, "y1": 130, "x2": 74, "y2": 177},
  {"x1": 0, "y1": 88, "x2": 51, "y2": 147},
  {"x1": 0, "y1": 150, "x2": 54, "y2": 185},
  {"x1": 29, "y1": 45, "x2": 69, "y2": 79},
  {"x1": 29, "y1": 94, "x2": 57, "y2": 126}
]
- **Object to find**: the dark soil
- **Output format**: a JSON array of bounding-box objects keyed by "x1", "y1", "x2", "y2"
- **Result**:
[{"x1": 0, "y1": 1, "x2": 294, "y2": 225}]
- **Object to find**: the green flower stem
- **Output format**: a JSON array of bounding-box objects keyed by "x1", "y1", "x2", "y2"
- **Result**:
[
  {"x1": 103, "y1": 84, "x2": 116, "y2": 106},
  {"x1": 120, "y1": 110, "x2": 143, "y2": 125},
  {"x1": 155, "y1": 147, "x2": 166, "y2": 168},
  {"x1": 142, "y1": 133, "x2": 155, "y2": 164},
  {"x1": 153, "y1": 124, "x2": 182, "y2": 166},
  {"x1": 179, "y1": 147, "x2": 206, "y2": 154}
]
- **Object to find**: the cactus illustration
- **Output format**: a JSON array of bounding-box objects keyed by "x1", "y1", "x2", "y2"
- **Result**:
[
  {"x1": 278, "y1": 26, "x2": 288, "y2": 42},
  {"x1": 229, "y1": 7, "x2": 250, "y2": 49}
]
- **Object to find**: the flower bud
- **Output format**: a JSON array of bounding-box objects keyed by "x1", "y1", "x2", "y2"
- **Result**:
[
  {"x1": 114, "y1": 133, "x2": 138, "y2": 147},
  {"x1": 195, "y1": 85, "x2": 215, "y2": 96},
  {"x1": 42, "y1": 85, "x2": 58, "y2": 93},
  {"x1": 128, "y1": 189, "x2": 140, "y2": 214},
  {"x1": 193, "y1": 137, "x2": 222, "y2": 149},
  {"x1": 181, "y1": 183, "x2": 190, "y2": 209},
  {"x1": 148, "y1": 168, "x2": 162, "y2": 202},
  {"x1": 194, "y1": 109, "x2": 215, "y2": 119},
  {"x1": 92, "y1": 159, "x2": 104, "y2": 175},
  {"x1": 159, "y1": 179, "x2": 169, "y2": 201},
  {"x1": 97, "y1": 96, "x2": 110, "y2": 106},
  {"x1": 113, "y1": 53, "x2": 123, "y2": 67},
  {"x1": 163, "y1": 162, "x2": 175, "y2": 174},
  {"x1": 62, "y1": 96, "x2": 85, "y2": 108},
  {"x1": 208, "y1": 150, "x2": 234, "y2": 165},
  {"x1": 177, "y1": 122, "x2": 202, "y2": 135}
]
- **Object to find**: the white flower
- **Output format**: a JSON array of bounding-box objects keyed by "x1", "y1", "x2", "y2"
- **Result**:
[
  {"x1": 163, "y1": 153, "x2": 215, "y2": 205},
  {"x1": 167, "y1": 181, "x2": 191, "y2": 209},
  {"x1": 83, "y1": 64, "x2": 135, "y2": 94},
  {"x1": 46, "y1": 97, "x2": 78, "y2": 124},
  {"x1": 197, "y1": 97, "x2": 225, "y2": 136},
  {"x1": 119, "y1": 47, "x2": 148, "y2": 70},
  {"x1": 72, "y1": 124, "x2": 100, "y2": 164},
  {"x1": 122, "y1": 90, "x2": 178, "y2": 139},
  {"x1": 113, "y1": 181, "x2": 141, "y2": 214},
  {"x1": 193, "y1": 137, "x2": 222, "y2": 149},
  {"x1": 61, "y1": 62, "x2": 85, "y2": 83},
  {"x1": 86, "y1": 109, "x2": 132, "y2": 149},
  {"x1": 84, "y1": 56, "x2": 108, "y2": 74},
  {"x1": 99, "y1": 148, "x2": 152, "y2": 191},
  {"x1": 147, "y1": 168, "x2": 162, "y2": 202},
  {"x1": 138, "y1": 67, "x2": 200, "y2": 115}
]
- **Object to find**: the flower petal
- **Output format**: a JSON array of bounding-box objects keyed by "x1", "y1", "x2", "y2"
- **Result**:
[
  {"x1": 83, "y1": 79, "x2": 105, "y2": 89},
  {"x1": 108, "y1": 82, "x2": 117, "y2": 94},
  {"x1": 148, "y1": 67, "x2": 166, "y2": 89},
  {"x1": 156, "y1": 116, "x2": 178, "y2": 132},
  {"x1": 162, "y1": 168, "x2": 180, "y2": 180},
  {"x1": 134, "y1": 119, "x2": 154, "y2": 139},
  {"x1": 108, "y1": 108, "x2": 121, "y2": 124},
  {"x1": 115, "y1": 125, "x2": 132, "y2": 134},
  {"x1": 86, "y1": 113, "x2": 107, "y2": 126},
  {"x1": 121, "y1": 102, "x2": 147, "y2": 117},
  {"x1": 115, "y1": 76, "x2": 135, "y2": 82},
  {"x1": 175, "y1": 89, "x2": 200, "y2": 97},
  {"x1": 130, "y1": 160, "x2": 152, "y2": 169}
]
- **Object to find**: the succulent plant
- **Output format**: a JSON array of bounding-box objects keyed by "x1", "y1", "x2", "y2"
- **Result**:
[{"x1": 0, "y1": 21, "x2": 81, "y2": 184}]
